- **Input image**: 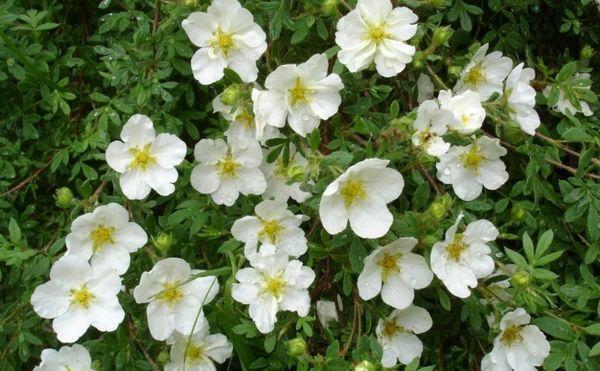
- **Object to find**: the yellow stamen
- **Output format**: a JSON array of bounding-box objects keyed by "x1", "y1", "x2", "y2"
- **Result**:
[
  {"x1": 378, "y1": 254, "x2": 399, "y2": 282},
  {"x1": 70, "y1": 286, "x2": 95, "y2": 308},
  {"x1": 500, "y1": 325, "x2": 523, "y2": 346},
  {"x1": 129, "y1": 144, "x2": 157, "y2": 170},
  {"x1": 235, "y1": 107, "x2": 255, "y2": 128},
  {"x1": 185, "y1": 344, "x2": 205, "y2": 363},
  {"x1": 262, "y1": 274, "x2": 286, "y2": 300},
  {"x1": 340, "y1": 179, "x2": 366, "y2": 208},
  {"x1": 460, "y1": 145, "x2": 484, "y2": 170},
  {"x1": 90, "y1": 225, "x2": 115, "y2": 252},
  {"x1": 382, "y1": 320, "x2": 405, "y2": 338},
  {"x1": 156, "y1": 282, "x2": 184, "y2": 307},
  {"x1": 367, "y1": 24, "x2": 388, "y2": 45},
  {"x1": 259, "y1": 220, "x2": 284, "y2": 244},
  {"x1": 216, "y1": 155, "x2": 241, "y2": 177},
  {"x1": 446, "y1": 233, "x2": 467, "y2": 261},
  {"x1": 465, "y1": 65, "x2": 485, "y2": 87},
  {"x1": 210, "y1": 27, "x2": 235, "y2": 56},
  {"x1": 288, "y1": 77, "x2": 312, "y2": 106}
]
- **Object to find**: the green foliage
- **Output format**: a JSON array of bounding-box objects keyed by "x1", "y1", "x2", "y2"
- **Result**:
[{"x1": 1, "y1": 0, "x2": 599, "y2": 370}]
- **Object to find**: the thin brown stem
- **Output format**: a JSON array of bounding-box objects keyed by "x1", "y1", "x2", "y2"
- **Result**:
[
  {"x1": 1, "y1": 157, "x2": 53, "y2": 197},
  {"x1": 535, "y1": 132, "x2": 600, "y2": 166}
]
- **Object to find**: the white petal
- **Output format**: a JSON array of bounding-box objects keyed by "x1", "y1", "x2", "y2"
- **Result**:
[
  {"x1": 53, "y1": 309, "x2": 90, "y2": 343},
  {"x1": 204, "y1": 334, "x2": 233, "y2": 364},
  {"x1": 357, "y1": 263, "x2": 382, "y2": 300},
  {"x1": 477, "y1": 160, "x2": 509, "y2": 191},
  {"x1": 181, "y1": 12, "x2": 217, "y2": 47},
  {"x1": 399, "y1": 253, "x2": 434, "y2": 289},
  {"x1": 114, "y1": 222, "x2": 148, "y2": 253},
  {"x1": 105, "y1": 141, "x2": 133, "y2": 173},
  {"x1": 211, "y1": 177, "x2": 240, "y2": 206},
  {"x1": 49, "y1": 255, "x2": 91, "y2": 287},
  {"x1": 231, "y1": 283, "x2": 260, "y2": 304},
  {"x1": 395, "y1": 305, "x2": 433, "y2": 334},
  {"x1": 119, "y1": 170, "x2": 152, "y2": 200},
  {"x1": 89, "y1": 298, "x2": 125, "y2": 332},
  {"x1": 121, "y1": 114, "x2": 155, "y2": 145},
  {"x1": 464, "y1": 219, "x2": 499, "y2": 244},
  {"x1": 236, "y1": 168, "x2": 267, "y2": 195},
  {"x1": 248, "y1": 295, "x2": 279, "y2": 333},
  {"x1": 191, "y1": 48, "x2": 227, "y2": 85},
  {"x1": 348, "y1": 195, "x2": 393, "y2": 239},
  {"x1": 147, "y1": 301, "x2": 176, "y2": 340},
  {"x1": 381, "y1": 275, "x2": 414, "y2": 309},
  {"x1": 319, "y1": 194, "x2": 348, "y2": 235},
  {"x1": 144, "y1": 167, "x2": 178, "y2": 196},
  {"x1": 152, "y1": 134, "x2": 187, "y2": 168},
  {"x1": 392, "y1": 334, "x2": 423, "y2": 365},
  {"x1": 231, "y1": 216, "x2": 262, "y2": 244},
  {"x1": 30, "y1": 282, "x2": 70, "y2": 318},
  {"x1": 191, "y1": 164, "x2": 221, "y2": 194},
  {"x1": 194, "y1": 138, "x2": 228, "y2": 164},
  {"x1": 280, "y1": 288, "x2": 311, "y2": 316}
]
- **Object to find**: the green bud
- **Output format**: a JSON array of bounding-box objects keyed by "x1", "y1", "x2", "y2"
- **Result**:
[
  {"x1": 432, "y1": 26, "x2": 453, "y2": 45},
  {"x1": 510, "y1": 204, "x2": 527, "y2": 222},
  {"x1": 91, "y1": 360, "x2": 102, "y2": 370},
  {"x1": 355, "y1": 360, "x2": 377, "y2": 371},
  {"x1": 184, "y1": 0, "x2": 198, "y2": 7},
  {"x1": 468, "y1": 42, "x2": 482, "y2": 54},
  {"x1": 152, "y1": 232, "x2": 174, "y2": 254},
  {"x1": 510, "y1": 270, "x2": 532, "y2": 287},
  {"x1": 54, "y1": 187, "x2": 75, "y2": 208},
  {"x1": 220, "y1": 84, "x2": 242, "y2": 106},
  {"x1": 157, "y1": 350, "x2": 169, "y2": 365},
  {"x1": 422, "y1": 234, "x2": 438, "y2": 247},
  {"x1": 428, "y1": 194, "x2": 453, "y2": 220},
  {"x1": 411, "y1": 51, "x2": 424, "y2": 70},
  {"x1": 286, "y1": 337, "x2": 307, "y2": 357},
  {"x1": 447, "y1": 65, "x2": 463, "y2": 79},
  {"x1": 322, "y1": 0, "x2": 339, "y2": 15},
  {"x1": 580, "y1": 45, "x2": 595, "y2": 60}
]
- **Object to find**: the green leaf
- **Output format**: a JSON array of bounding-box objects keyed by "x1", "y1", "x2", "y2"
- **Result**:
[
  {"x1": 523, "y1": 232, "x2": 535, "y2": 263},
  {"x1": 584, "y1": 324, "x2": 600, "y2": 336},
  {"x1": 532, "y1": 316, "x2": 577, "y2": 341},
  {"x1": 589, "y1": 341, "x2": 600, "y2": 357},
  {"x1": 505, "y1": 247, "x2": 528, "y2": 268},
  {"x1": 8, "y1": 218, "x2": 21, "y2": 243},
  {"x1": 535, "y1": 230, "x2": 554, "y2": 260}
]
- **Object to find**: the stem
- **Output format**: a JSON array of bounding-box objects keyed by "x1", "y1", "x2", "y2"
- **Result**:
[
  {"x1": 1, "y1": 157, "x2": 53, "y2": 197},
  {"x1": 427, "y1": 64, "x2": 450, "y2": 90},
  {"x1": 535, "y1": 132, "x2": 600, "y2": 166}
]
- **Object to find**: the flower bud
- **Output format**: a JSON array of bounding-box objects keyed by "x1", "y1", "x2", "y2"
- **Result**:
[
  {"x1": 287, "y1": 164, "x2": 305, "y2": 183},
  {"x1": 54, "y1": 187, "x2": 74, "y2": 208},
  {"x1": 322, "y1": 0, "x2": 339, "y2": 15},
  {"x1": 91, "y1": 361, "x2": 102, "y2": 370},
  {"x1": 220, "y1": 84, "x2": 242, "y2": 106},
  {"x1": 411, "y1": 51, "x2": 424, "y2": 70},
  {"x1": 355, "y1": 360, "x2": 377, "y2": 371},
  {"x1": 286, "y1": 337, "x2": 307, "y2": 357},
  {"x1": 184, "y1": 0, "x2": 198, "y2": 7},
  {"x1": 428, "y1": 194, "x2": 453, "y2": 220},
  {"x1": 432, "y1": 26, "x2": 452, "y2": 45},
  {"x1": 152, "y1": 232, "x2": 174, "y2": 254},
  {"x1": 580, "y1": 45, "x2": 595, "y2": 60},
  {"x1": 447, "y1": 65, "x2": 462, "y2": 79},
  {"x1": 510, "y1": 270, "x2": 532, "y2": 287},
  {"x1": 510, "y1": 204, "x2": 527, "y2": 222},
  {"x1": 157, "y1": 350, "x2": 169, "y2": 365}
]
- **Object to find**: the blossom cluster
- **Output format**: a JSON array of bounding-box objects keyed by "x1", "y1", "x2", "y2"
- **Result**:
[{"x1": 32, "y1": 0, "x2": 598, "y2": 369}]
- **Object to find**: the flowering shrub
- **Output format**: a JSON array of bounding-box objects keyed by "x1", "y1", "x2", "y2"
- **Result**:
[{"x1": 1, "y1": 0, "x2": 600, "y2": 370}]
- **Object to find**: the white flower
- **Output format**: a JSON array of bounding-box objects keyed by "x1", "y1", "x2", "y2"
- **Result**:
[
  {"x1": 316, "y1": 296, "x2": 342, "y2": 328},
  {"x1": 357, "y1": 237, "x2": 433, "y2": 309},
  {"x1": 430, "y1": 214, "x2": 497, "y2": 298},
  {"x1": 438, "y1": 89, "x2": 486, "y2": 134},
  {"x1": 543, "y1": 73, "x2": 594, "y2": 117},
  {"x1": 436, "y1": 136, "x2": 508, "y2": 201},
  {"x1": 231, "y1": 245, "x2": 315, "y2": 333},
  {"x1": 34, "y1": 344, "x2": 94, "y2": 371},
  {"x1": 190, "y1": 137, "x2": 266, "y2": 206},
  {"x1": 132, "y1": 258, "x2": 220, "y2": 341},
  {"x1": 261, "y1": 148, "x2": 312, "y2": 203},
  {"x1": 181, "y1": 0, "x2": 267, "y2": 85},
  {"x1": 252, "y1": 53, "x2": 343, "y2": 137},
  {"x1": 411, "y1": 100, "x2": 453, "y2": 157},
  {"x1": 376, "y1": 305, "x2": 433, "y2": 367},
  {"x1": 65, "y1": 203, "x2": 147, "y2": 275},
  {"x1": 417, "y1": 73, "x2": 434, "y2": 103},
  {"x1": 232, "y1": 199, "x2": 307, "y2": 258},
  {"x1": 319, "y1": 158, "x2": 404, "y2": 239},
  {"x1": 106, "y1": 114, "x2": 187, "y2": 200},
  {"x1": 454, "y1": 44, "x2": 513, "y2": 101},
  {"x1": 504, "y1": 63, "x2": 540, "y2": 135},
  {"x1": 335, "y1": 0, "x2": 418, "y2": 77},
  {"x1": 165, "y1": 319, "x2": 233, "y2": 371},
  {"x1": 30, "y1": 255, "x2": 124, "y2": 343},
  {"x1": 481, "y1": 308, "x2": 550, "y2": 371}
]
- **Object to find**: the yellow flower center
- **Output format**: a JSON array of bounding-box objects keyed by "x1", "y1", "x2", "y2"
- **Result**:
[
  {"x1": 90, "y1": 225, "x2": 115, "y2": 252},
  {"x1": 367, "y1": 24, "x2": 388, "y2": 45},
  {"x1": 382, "y1": 320, "x2": 405, "y2": 338},
  {"x1": 262, "y1": 274, "x2": 286, "y2": 300},
  {"x1": 129, "y1": 144, "x2": 157, "y2": 170},
  {"x1": 288, "y1": 77, "x2": 312, "y2": 106},
  {"x1": 500, "y1": 325, "x2": 523, "y2": 346},
  {"x1": 185, "y1": 344, "x2": 205, "y2": 363},
  {"x1": 460, "y1": 145, "x2": 484, "y2": 170},
  {"x1": 259, "y1": 220, "x2": 284, "y2": 244},
  {"x1": 465, "y1": 65, "x2": 485, "y2": 87},
  {"x1": 235, "y1": 107, "x2": 255, "y2": 128},
  {"x1": 340, "y1": 179, "x2": 366, "y2": 208},
  {"x1": 216, "y1": 155, "x2": 241, "y2": 177},
  {"x1": 378, "y1": 254, "x2": 399, "y2": 282},
  {"x1": 446, "y1": 233, "x2": 467, "y2": 261},
  {"x1": 210, "y1": 27, "x2": 235, "y2": 56},
  {"x1": 156, "y1": 282, "x2": 184, "y2": 307},
  {"x1": 70, "y1": 286, "x2": 95, "y2": 308}
]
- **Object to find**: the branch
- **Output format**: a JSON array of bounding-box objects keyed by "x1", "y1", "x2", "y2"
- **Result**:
[
  {"x1": 1, "y1": 157, "x2": 53, "y2": 197},
  {"x1": 535, "y1": 132, "x2": 600, "y2": 166}
]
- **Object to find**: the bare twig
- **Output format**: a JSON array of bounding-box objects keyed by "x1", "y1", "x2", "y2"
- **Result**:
[
  {"x1": 535, "y1": 132, "x2": 600, "y2": 166},
  {"x1": 417, "y1": 163, "x2": 442, "y2": 195},
  {"x1": 127, "y1": 318, "x2": 160, "y2": 371}
]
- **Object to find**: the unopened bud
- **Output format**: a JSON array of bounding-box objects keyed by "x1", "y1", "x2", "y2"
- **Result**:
[
  {"x1": 510, "y1": 204, "x2": 527, "y2": 222},
  {"x1": 510, "y1": 270, "x2": 532, "y2": 287},
  {"x1": 411, "y1": 51, "x2": 424, "y2": 70},
  {"x1": 184, "y1": 0, "x2": 198, "y2": 6},
  {"x1": 322, "y1": 0, "x2": 339, "y2": 15},
  {"x1": 428, "y1": 194, "x2": 453, "y2": 220},
  {"x1": 287, "y1": 164, "x2": 305, "y2": 183},
  {"x1": 91, "y1": 361, "x2": 102, "y2": 370},
  {"x1": 447, "y1": 65, "x2": 462, "y2": 79},
  {"x1": 432, "y1": 26, "x2": 453, "y2": 45},
  {"x1": 220, "y1": 84, "x2": 242, "y2": 106},
  {"x1": 55, "y1": 187, "x2": 74, "y2": 208},
  {"x1": 355, "y1": 360, "x2": 377, "y2": 371},
  {"x1": 152, "y1": 232, "x2": 174, "y2": 254},
  {"x1": 157, "y1": 350, "x2": 169, "y2": 364},
  {"x1": 580, "y1": 45, "x2": 595, "y2": 60},
  {"x1": 286, "y1": 337, "x2": 307, "y2": 357}
]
